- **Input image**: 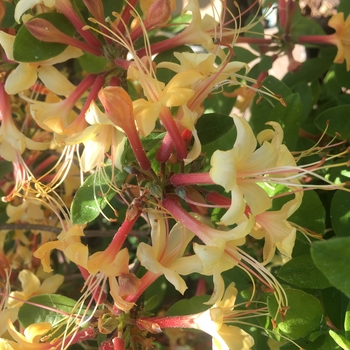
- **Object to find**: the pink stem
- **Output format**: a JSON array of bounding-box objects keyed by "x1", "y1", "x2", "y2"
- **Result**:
[
  {"x1": 125, "y1": 270, "x2": 160, "y2": 303},
  {"x1": 55, "y1": 0, "x2": 102, "y2": 48},
  {"x1": 104, "y1": 207, "x2": 142, "y2": 258},
  {"x1": 297, "y1": 34, "x2": 337, "y2": 45},
  {"x1": 170, "y1": 172, "x2": 213, "y2": 187},
  {"x1": 158, "y1": 107, "x2": 187, "y2": 160},
  {"x1": 137, "y1": 314, "x2": 197, "y2": 330}
]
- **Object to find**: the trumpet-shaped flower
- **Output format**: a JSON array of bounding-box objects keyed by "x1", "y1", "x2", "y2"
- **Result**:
[
  {"x1": 209, "y1": 116, "x2": 278, "y2": 225},
  {"x1": 4, "y1": 319, "x2": 53, "y2": 350},
  {"x1": 64, "y1": 101, "x2": 126, "y2": 172},
  {"x1": 15, "y1": 0, "x2": 55, "y2": 23},
  {"x1": 33, "y1": 225, "x2": 88, "y2": 273},
  {"x1": 193, "y1": 283, "x2": 254, "y2": 350},
  {"x1": 250, "y1": 192, "x2": 302, "y2": 264},
  {"x1": 8, "y1": 270, "x2": 64, "y2": 308},
  {"x1": 0, "y1": 83, "x2": 49, "y2": 162},
  {"x1": 136, "y1": 212, "x2": 203, "y2": 294},
  {"x1": 0, "y1": 31, "x2": 81, "y2": 95},
  {"x1": 328, "y1": 13, "x2": 350, "y2": 70}
]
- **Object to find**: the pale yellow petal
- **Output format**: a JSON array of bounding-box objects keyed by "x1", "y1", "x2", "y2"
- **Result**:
[
  {"x1": 38, "y1": 65, "x2": 75, "y2": 96},
  {"x1": 37, "y1": 274, "x2": 64, "y2": 294},
  {"x1": 5, "y1": 63, "x2": 38, "y2": 94}
]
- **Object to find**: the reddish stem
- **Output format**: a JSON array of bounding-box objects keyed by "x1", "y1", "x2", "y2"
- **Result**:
[{"x1": 170, "y1": 172, "x2": 213, "y2": 187}]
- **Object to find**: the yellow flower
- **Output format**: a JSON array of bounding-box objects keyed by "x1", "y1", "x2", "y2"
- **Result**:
[
  {"x1": 0, "y1": 83, "x2": 49, "y2": 162},
  {"x1": 193, "y1": 283, "x2": 254, "y2": 350},
  {"x1": 64, "y1": 101, "x2": 126, "y2": 172},
  {"x1": 328, "y1": 12, "x2": 350, "y2": 70},
  {"x1": 250, "y1": 193, "x2": 302, "y2": 264},
  {"x1": 137, "y1": 212, "x2": 202, "y2": 294},
  {"x1": 33, "y1": 225, "x2": 88, "y2": 273},
  {"x1": 15, "y1": 0, "x2": 55, "y2": 23},
  {"x1": 209, "y1": 116, "x2": 278, "y2": 226},
  {"x1": 5, "y1": 319, "x2": 53, "y2": 350},
  {"x1": 8, "y1": 270, "x2": 64, "y2": 308},
  {"x1": 0, "y1": 31, "x2": 81, "y2": 95}
]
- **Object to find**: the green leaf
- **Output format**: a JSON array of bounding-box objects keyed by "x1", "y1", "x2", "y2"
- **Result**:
[
  {"x1": 290, "y1": 15, "x2": 325, "y2": 41},
  {"x1": 18, "y1": 294, "x2": 83, "y2": 328},
  {"x1": 321, "y1": 287, "x2": 349, "y2": 330},
  {"x1": 329, "y1": 330, "x2": 350, "y2": 350},
  {"x1": 0, "y1": 2, "x2": 15, "y2": 28},
  {"x1": 311, "y1": 238, "x2": 350, "y2": 298},
  {"x1": 331, "y1": 191, "x2": 350, "y2": 237},
  {"x1": 335, "y1": 62, "x2": 350, "y2": 90},
  {"x1": 167, "y1": 295, "x2": 210, "y2": 316},
  {"x1": 278, "y1": 255, "x2": 331, "y2": 289},
  {"x1": 102, "y1": 0, "x2": 124, "y2": 18},
  {"x1": 78, "y1": 52, "x2": 109, "y2": 74},
  {"x1": 283, "y1": 48, "x2": 336, "y2": 88},
  {"x1": 250, "y1": 76, "x2": 302, "y2": 150},
  {"x1": 196, "y1": 113, "x2": 234, "y2": 146},
  {"x1": 338, "y1": 1, "x2": 350, "y2": 16},
  {"x1": 270, "y1": 93, "x2": 302, "y2": 150},
  {"x1": 315, "y1": 105, "x2": 350, "y2": 140},
  {"x1": 268, "y1": 289, "x2": 324, "y2": 340},
  {"x1": 345, "y1": 301, "x2": 350, "y2": 339},
  {"x1": 13, "y1": 13, "x2": 75, "y2": 62},
  {"x1": 71, "y1": 166, "x2": 127, "y2": 225},
  {"x1": 289, "y1": 190, "x2": 325, "y2": 234}
]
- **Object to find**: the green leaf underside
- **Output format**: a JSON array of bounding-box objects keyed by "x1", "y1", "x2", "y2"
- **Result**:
[{"x1": 71, "y1": 166, "x2": 127, "y2": 225}]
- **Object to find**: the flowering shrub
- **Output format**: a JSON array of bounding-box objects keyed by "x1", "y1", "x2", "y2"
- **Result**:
[{"x1": 1, "y1": 0, "x2": 350, "y2": 349}]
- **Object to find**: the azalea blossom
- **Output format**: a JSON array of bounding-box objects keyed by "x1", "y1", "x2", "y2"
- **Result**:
[
  {"x1": 250, "y1": 192, "x2": 302, "y2": 264},
  {"x1": 136, "y1": 212, "x2": 202, "y2": 295},
  {"x1": 298, "y1": 12, "x2": 350, "y2": 70},
  {"x1": 0, "y1": 31, "x2": 81, "y2": 95},
  {"x1": 33, "y1": 225, "x2": 89, "y2": 273},
  {"x1": 64, "y1": 101, "x2": 126, "y2": 172},
  {"x1": 193, "y1": 283, "x2": 254, "y2": 350},
  {"x1": 8, "y1": 269, "x2": 64, "y2": 308},
  {"x1": 327, "y1": 12, "x2": 350, "y2": 70},
  {"x1": 209, "y1": 116, "x2": 279, "y2": 225}
]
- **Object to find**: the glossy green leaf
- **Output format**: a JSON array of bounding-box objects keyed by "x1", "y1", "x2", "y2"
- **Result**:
[
  {"x1": 278, "y1": 255, "x2": 331, "y2": 289},
  {"x1": 196, "y1": 113, "x2": 234, "y2": 146},
  {"x1": 13, "y1": 13, "x2": 75, "y2": 62},
  {"x1": 345, "y1": 301, "x2": 350, "y2": 339},
  {"x1": 283, "y1": 48, "x2": 336, "y2": 88},
  {"x1": 314, "y1": 105, "x2": 350, "y2": 140},
  {"x1": 250, "y1": 76, "x2": 302, "y2": 150},
  {"x1": 331, "y1": 191, "x2": 350, "y2": 237},
  {"x1": 311, "y1": 238, "x2": 350, "y2": 298},
  {"x1": 18, "y1": 294, "x2": 82, "y2": 328},
  {"x1": 71, "y1": 166, "x2": 127, "y2": 225},
  {"x1": 321, "y1": 287, "x2": 349, "y2": 331},
  {"x1": 289, "y1": 190, "x2": 325, "y2": 234},
  {"x1": 270, "y1": 93, "x2": 302, "y2": 150},
  {"x1": 268, "y1": 289, "x2": 324, "y2": 340},
  {"x1": 167, "y1": 295, "x2": 210, "y2": 316},
  {"x1": 329, "y1": 330, "x2": 350, "y2": 349}
]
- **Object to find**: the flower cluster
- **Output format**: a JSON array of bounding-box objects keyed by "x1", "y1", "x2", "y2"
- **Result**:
[{"x1": 0, "y1": 0, "x2": 349, "y2": 349}]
